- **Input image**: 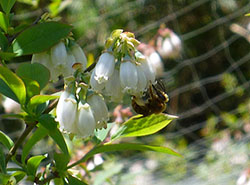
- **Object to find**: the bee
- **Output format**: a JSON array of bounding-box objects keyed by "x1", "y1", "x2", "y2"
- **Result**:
[{"x1": 132, "y1": 80, "x2": 169, "y2": 116}]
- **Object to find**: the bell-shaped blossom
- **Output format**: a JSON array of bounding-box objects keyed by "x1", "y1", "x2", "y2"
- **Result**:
[
  {"x1": 137, "y1": 58, "x2": 155, "y2": 85},
  {"x1": 94, "y1": 52, "x2": 115, "y2": 84},
  {"x1": 71, "y1": 44, "x2": 87, "y2": 70},
  {"x1": 156, "y1": 31, "x2": 181, "y2": 59},
  {"x1": 148, "y1": 52, "x2": 164, "y2": 77},
  {"x1": 135, "y1": 65, "x2": 147, "y2": 95},
  {"x1": 31, "y1": 52, "x2": 52, "y2": 68},
  {"x1": 120, "y1": 61, "x2": 138, "y2": 95},
  {"x1": 56, "y1": 91, "x2": 78, "y2": 134},
  {"x1": 87, "y1": 94, "x2": 109, "y2": 129},
  {"x1": 90, "y1": 69, "x2": 105, "y2": 92},
  {"x1": 62, "y1": 52, "x2": 76, "y2": 77},
  {"x1": 50, "y1": 41, "x2": 68, "y2": 67},
  {"x1": 105, "y1": 69, "x2": 123, "y2": 102},
  {"x1": 76, "y1": 102, "x2": 96, "y2": 138}
]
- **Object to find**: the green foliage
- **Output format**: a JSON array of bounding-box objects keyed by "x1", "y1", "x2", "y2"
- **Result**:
[
  {"x1": 26, "y1": 155, "x2": 46, "y2": 176},
  {"x1": 0, "y1": 11, "x2": 9, "y2": 33},
  {"x1": 16, "y1": 63, "x2": 50, "y2": 90},
  {"x1": 67, "y1": 174, "x2": 88, "y2": 185},
  {"x1": 82, "y1": 143, "x2": 181, "y2": 163},
  {"x1": 27, "y1": 95, "x2": 58, "y2": 113},
  {"x1": 0, "y1": 66, "x2": 26, "y2": 104},
  {"x1": 12, "y1": 22, "x2": 72, "y2": 56},
  {"x1": 0, "y1": 130, "x2": 14, "y2": 150},
  {"x1": 21, "y1": 126, "x2": 48, "y2": 163},
  {"x1": 111, "y1": 114, "x2": 177, "y2": 140},
  {"x1": 38, "y1": 114, "x2": 69, "y2": 155},
  {"x1": 0, "y1": 0, "x2": 16, "y2": 14},
  {"x1": 0, "y1": 31, "x2": 8, "y2": 50},
  {"x1": 0, "y1": 147, "x2": 6, "y2": 173},
  {"x1": 54, "y1": 153, "x2": 70, "y2": 172}
]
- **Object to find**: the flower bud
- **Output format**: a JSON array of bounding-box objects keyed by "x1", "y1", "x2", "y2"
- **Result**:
[
  {"x1": 94, "y1": 52, "x2": 115, "y2": 84},
  {"x1": 56, "y1": 91, "x2": 78, "y2": 134},
  {"x1": 120, "y1": 61, "x2": 138, "y2": 94},
  {"x1": 76, "y1": 102, "x2": 96, "y2": 138},
  {"x1": 71, "y1": 44, "x2": 87, "y2": 70},
  {"x1": 87, "y1": 94, "x2": 109, "y2": 129},
  {"x1": 50, "y1": 42, "x2": 68, "y2": 66}
]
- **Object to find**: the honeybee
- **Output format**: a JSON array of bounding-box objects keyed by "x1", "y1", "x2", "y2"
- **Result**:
[{"x1": 132, "y1": 80, "x2": 169, "y2": 116}]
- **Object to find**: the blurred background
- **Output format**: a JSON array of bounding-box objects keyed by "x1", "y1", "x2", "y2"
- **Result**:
[{"x1": 0, "y1": 0, "x2": 249, "y2": 184}]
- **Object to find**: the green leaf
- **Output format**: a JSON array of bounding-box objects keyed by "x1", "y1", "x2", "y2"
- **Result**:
[
  {"x1": 111, "y1": 114, "x2": 177, "y2": 140},
  {"x1": 54, "y1": 153, "x2": 70, "y2": 172},
  {"x1": 16, "y1": 63, "x2": 50, "y2": 90},
  {"x1": 0, "y1": 0, "x2": 16, "y2": 14},
  {"x1": 38, "y1": 114, "x2": 69, "y2": 155},
  {"x1": 0, "y1": 147, "x2": 6, "y2": 173},
  {"x1": 67, "y1": 175, "x2": 88, "y2": 185},
  {"x1": 94, "y1": 123, "x2": 113, "y2": 142},
  {"x1": 74, "y1": 143, "x2": 181, "y2": 166},
  {"x1": 21, "y1": 78, "x2": 40, "y2": 102},
  {"x1": 0, "y1": 12, "x2": 8, "y2": 33},
  {"x1": 11, "y1": 171, "x2": 26, "y2": 183},
  {"x1": 0, "y1": 66, "x2": 26, "y2": 105},
  {"x1": 0, "y1": 130, "x2": 14, "y2": 150},
  {"x1": 12, "y1": 22, "x2": 72, "y2": 56},
  {"x1": 0, "y1": 51, "x2": 16, "y2": 60},
  {"x1": 0, "y1": 31, "x2": 8, "y2": 51},
  {"x1": 27, "y1": 155, "x2": 46, "y2": 176},
  {"x1": 0, "y1": 79, "x2": 19, "y2": 102},
  {"x1": 21, "y1": 126, "x2": 48, "y2": 163},
  {"x1": 27, "y1": 95, "x2": 58, "y2": 112}
]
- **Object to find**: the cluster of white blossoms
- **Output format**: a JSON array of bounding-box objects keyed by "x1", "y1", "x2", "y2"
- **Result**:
[
  {"x1": 90, "y1": 30, "x2": 156, "y2": 102},
  {"x1": 32, "y1": 41, "x2": 87, "y2": 82},
  {"x1": 56, "y1": 84, "x2": 109, "y2": 138},
  {"x1": 156, "y1": 27, "x2": 182, "y2": 59}
]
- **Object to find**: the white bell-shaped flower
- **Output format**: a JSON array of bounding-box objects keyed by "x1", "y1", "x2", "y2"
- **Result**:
[
  {"x1": 31, "y1": 52, "x2": 52, "y2": 68},
  {"x1": 136, "y1": 65, "x2": 147, "y2": 95},
  {"x1": 50, "y1": 42, "x2": 68, "y2": 67},
  {"x1": 71, "y1": 44, "x2": 87, "y2": 70},
  {"x1": 56, "y1": 91, "x2": 78, "y2": 134},
  {"x1": 105, "y1": 69, "x2": 123, "y2": 102},
  {"x1": 76, "y1": 102, "x2": 96, "y2": 138},
  {"x1": 120, "y1": 61, "x2": 138, "y2": 94},
  {"x1": 94, "y1": 52, "x2": 115, "y2": 84},
  {"x1": 87, "y1": 94, "x2": 109, "y2": 129},
  {"x1": 62, "y1": 52, "x2": 76, "y2": 77},
  {"x1": 148, "y1": 52, "x2": 164, "y2": 77},
  {"x1": 157, "y1": 32, "x2": 181, "y2": 59},
  {"x1": 137, "y1": 58, "x2": 155, "y2": 85},
  {"x1": 90, "y1": 69, "x2": 105, "y2": 92}
]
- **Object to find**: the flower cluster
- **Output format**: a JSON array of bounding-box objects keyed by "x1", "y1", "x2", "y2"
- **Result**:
[
  {"x1": 56, "y1": 84, "x2": 109, "y2": 138},
  {"x1": 32, "y1": 41, "x2": 87, "y2": 82},
  {"x1": 90, "y1": 30, "x2": 156, "y2": 102},
  {"x1": 156, "y1": 27, "x2": 182, "y2": 59}
]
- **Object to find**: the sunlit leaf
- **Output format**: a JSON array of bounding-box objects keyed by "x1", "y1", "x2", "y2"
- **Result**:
[
  {"x1": 12, "y1": 22, "x2": 72, "y2": 56},
  {"x1": 16, "y1": 63, "x2": 50, "y2": 90},
  {"x1": 67, "y1": 174, "x2": 88, "y2": 185},
  {"x1": 0, "y1": 66, "x2": 26, "y2": 105},
  {"x1": 0, "y1": 11, "x2": 8, "y2": 33},
  {"x1": 0, "y1": 130, "x2": 14, "y2": 150},
  {"x1": 27, "y1": 155, "x2": 46, "y2": 176},
  {"x1": 54, "y1": 153, "x2": 70, "y2": 172},
  {"x1": 27, "y1": 95, "x2": 58, "y2": 112},
  {"x1": 111, "y1": 114, "x2": 177, "y2": 140}
]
